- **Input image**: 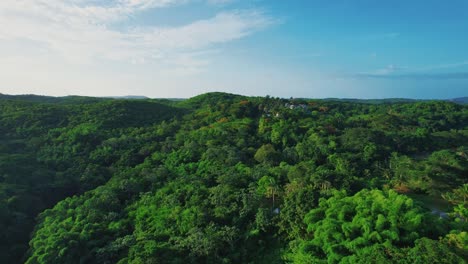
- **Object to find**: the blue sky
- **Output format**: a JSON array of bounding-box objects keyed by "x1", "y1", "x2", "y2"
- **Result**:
[{"x1": 0, "y1": 0, "x2": 467, "y2": 99}]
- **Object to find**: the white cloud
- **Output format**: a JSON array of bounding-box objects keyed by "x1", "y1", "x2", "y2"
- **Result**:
[
  {"x1": 357, "y1": 60, "x2": 468, "y2": 78},
  {"x1": 360, "y1": 64, "x2": 406, "y2": 76},
  {"x1": 207, "y1": 0, "x2": 235, "y2": 5},
  {"x1": 0, "y1": 0, "x2": 274, "y2": 66},
  {"x1": 416, "y1": 61, "x2": 468, "y2": 71},
  {"x1": 374, "y1": 64, "x2": 403, "y2": 75}
]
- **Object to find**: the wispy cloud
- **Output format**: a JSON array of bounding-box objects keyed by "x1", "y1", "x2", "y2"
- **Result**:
[
  {"x1": 364, "y1": 64, "x2": 406, "y2": 75},
  {"x1": 357, "y1": 72, "x2": 468, "y2": 80},
  {"x1": 417, "y1": 61, "x2": 468, "y2": 71},
  {"x1": 207, "y1": 0, "x2": 235, "y2": 5},
  {"x1": 355, "y1": 61, "x2": 468, "y2": 80},
  {"x1": 0, "y1": 0, "x2": 275, "y2": 68}
]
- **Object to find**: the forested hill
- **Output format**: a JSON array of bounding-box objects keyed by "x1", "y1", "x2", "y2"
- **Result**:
[
  {"x1": 0, "y1": 92, "x2": 466, "y2": 263},
  {"x1": 450, "y1": 97, "x2": 468, "y2": 105}
]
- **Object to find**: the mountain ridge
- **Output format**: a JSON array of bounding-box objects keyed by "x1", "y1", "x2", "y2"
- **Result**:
[{"x1": 1, "y1": 92, "x2": 467, "y2": 104}]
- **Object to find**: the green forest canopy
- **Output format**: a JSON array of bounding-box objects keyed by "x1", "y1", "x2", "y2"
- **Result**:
[{"x1": 0, "y1": 92, "x2": 466, "y2": 263}]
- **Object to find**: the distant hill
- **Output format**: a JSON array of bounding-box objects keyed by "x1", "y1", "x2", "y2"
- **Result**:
[
  {"x1": 178, "y1": 92, "x2": 246, "y2": 108},
  {"x1": 105, "y1": 95, "x2": 149, "y2": 100},
  {"x1": 0, "y1": 93, "x2": 152, "y2": 103},
  {"x1": 0, "y1": 93, "x2": 107, "y2": 104},
  {"x1": 316, "y1": 97, "x2": 468, "y2": 105},
  {"x1": 320, "y1": 98, "x2": 420, "y2": 104},
  {"x1": 0, "y1": 93, "x2": 64, "y2": 103},
  {"x1": 1, "y1": 92, "x2": 466, "y2": 104},
  {"x1": 447, "y1": 97, "x2": 468, "y2": 104}
]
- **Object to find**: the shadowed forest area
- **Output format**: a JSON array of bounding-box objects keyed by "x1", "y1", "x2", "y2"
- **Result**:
[{"x1": 0, "y1": 92, "x2": 466, "y2": 263}]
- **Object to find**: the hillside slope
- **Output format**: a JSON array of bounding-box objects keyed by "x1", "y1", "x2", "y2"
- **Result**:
[{"x1": 0, "y1": 93, "x2": 466, "y2": 263}]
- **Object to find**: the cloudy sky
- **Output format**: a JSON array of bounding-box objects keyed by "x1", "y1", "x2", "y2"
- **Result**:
[{"x1": 1, "y1": 0, "x2": 468, "y2": 99}]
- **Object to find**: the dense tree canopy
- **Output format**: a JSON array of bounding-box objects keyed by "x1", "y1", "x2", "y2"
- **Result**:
[
  {"x1": 0, "y1": 93, "x2": 466, "y2": 263},
  {"x1": 285, "y1": 189, "x2": 457, "y2": 263}
]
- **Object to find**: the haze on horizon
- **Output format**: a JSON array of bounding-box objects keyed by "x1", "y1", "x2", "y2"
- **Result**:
[{"x1": 1, "y1": 0, "x2": 467, "y2": 99}]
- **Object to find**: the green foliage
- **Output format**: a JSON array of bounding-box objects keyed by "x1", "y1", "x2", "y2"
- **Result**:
[
  {"x1": 405, "y1": 238, "x2": 466, "y2": 264},
  {"x1": 0, "y1": 93, "x2": 466, "y2": 263},
  {"x1": 254, "y1": 144, "x2": 280, "y2": 165},
  {"x1": 286, "y1": 189, "x2": 451, "y2": 263},
  {"x1": 444, "y1": 184, "x2": 468, "y2": 221}
]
